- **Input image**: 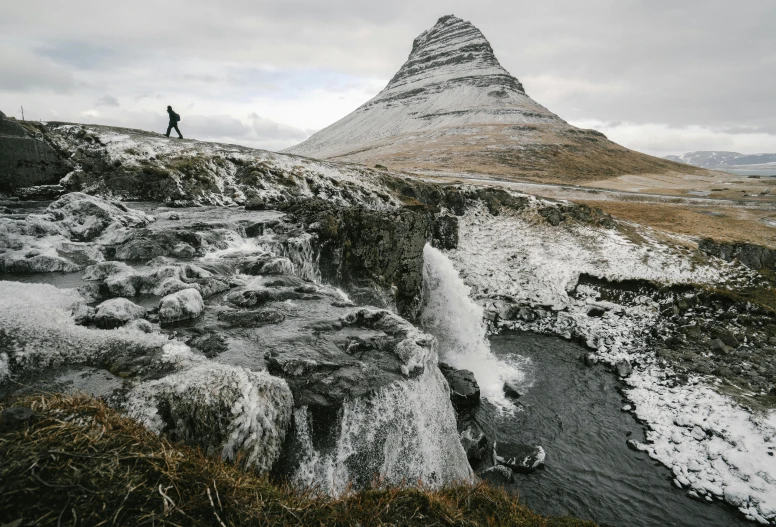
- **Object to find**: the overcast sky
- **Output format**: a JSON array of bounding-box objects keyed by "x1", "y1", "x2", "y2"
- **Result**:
[{"x1": 1, "y1": 0, "x2": 774, "y2": 156}]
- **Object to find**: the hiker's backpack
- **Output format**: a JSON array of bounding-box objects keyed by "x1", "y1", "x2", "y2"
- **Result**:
[{"x1": 174, "y1": 112, "x2": 181, "y2": 122}]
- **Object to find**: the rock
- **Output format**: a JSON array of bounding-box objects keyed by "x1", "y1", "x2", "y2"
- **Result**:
[
  {"x1": 626, "y1": 439, "x2": 641, "y2": 451},
  {"x1": 158, "y1": 288, "x2": 204, "y2": 324},
  {"x1": 615, "y1": 359, "x2": 633, "y2": 378},
  {"x1": 438, "y1": 362, "x2": 480, "y2": 410},
  {"x1": 712, "y1": 326, "x2": 740, "y2": 348},
  {"x1": 587, "y1": 306, "x2": 606, "y2": 318},
  {"x1": 0, "y1": 114, "x2": 70, "y2": 189},
  {"x1": 93, "y1": 298, "x2": 146, "y2": 329},
  {"x1": 125, "y1": 363, "x2": 293, "y2": 473},
  {"x1": 583, "y1": 353, "x2": 599, "y2": 366},
  {"x1": 125, "y1": 319, "x2": 154, "y2": 333},
  {"x1": 245, "y1": 197, "x2": 266, "y2": 210},
  {"x1": 710, "y1": 338, "x2": 729, "y2": 355},
  {"x1": 493, "y1": 442, "x2": 546, "y2": 473},
  {"x1": 459, "y1": 426, "x2": 490, "y2": 464},
  {"x1": 72, "y1": 304, "x2": 95, "y2": 326},
  {"x1": 0, "y1": 406, "x2": 36, "y2": 430},
  {"x1": 479, "y1": 465, "x2": 513, "y2": 485},
  {"x1": 502, "y1": 381, "x2": 523, "y2": 399},
  {"x1": 188, "y1": 332, "x2": 228, "y2": 358}
]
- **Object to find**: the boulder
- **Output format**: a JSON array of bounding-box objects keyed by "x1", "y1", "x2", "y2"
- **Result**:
[
  {"x1": 438, "y1": 362, "x2": 480, "y2": 410},
  {"x1": 158, "y1": 288, "x2": 204, "y2": 324},
  {"x1": 493, "y1": 442, "x2": 546, "y2": 473},
  {"x1": 710, "y1": 338, "x2": 729, "y2": 355},
  {"x1": 93, "y1": 298, "x2": 146, "y2": 329}
]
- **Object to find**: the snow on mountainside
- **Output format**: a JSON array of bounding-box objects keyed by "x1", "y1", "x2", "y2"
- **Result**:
[
  {"x1": 285, "y1": 15, "x2": 708, "y2": 184},
  {"x1": 666, "y1": 151, "x2": 776, "y2": 172}
]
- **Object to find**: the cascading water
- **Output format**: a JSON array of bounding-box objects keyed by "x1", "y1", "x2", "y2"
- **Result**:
[
  {"x1": 420, "y1": 244, "x2": 527, "y2": 409},
  {"x1": 290, "y1": 364, "x2": 474, "y2": 495}
]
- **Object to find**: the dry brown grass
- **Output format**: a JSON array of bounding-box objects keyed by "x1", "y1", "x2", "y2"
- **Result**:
[
  {"x1": 0, "y1": 394, "x2": 596, "y2": 527},
  {"x1": 577, "y1": 200, "x2": 776, "y2": 248}
]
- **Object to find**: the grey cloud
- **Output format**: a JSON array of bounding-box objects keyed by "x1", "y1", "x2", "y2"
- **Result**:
[
  {"x1": 96, "y1": 95, "x2": 119, "y2": 107},
  {"x1": 0, "y1": 48, "x2": 75, "y2": 93},
  {"x1": 0, "y1": 0, "x2": 773, "y2": 153}
]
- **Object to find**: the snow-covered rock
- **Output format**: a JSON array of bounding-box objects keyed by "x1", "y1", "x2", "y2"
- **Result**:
[{"x1": 158, "y1": 288, "x2": 204, "y2": 324}]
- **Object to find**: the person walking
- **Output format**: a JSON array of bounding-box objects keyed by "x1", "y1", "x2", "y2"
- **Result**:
[{"x1": 165, "y1": 106, "x2": 183, "y2": 138}]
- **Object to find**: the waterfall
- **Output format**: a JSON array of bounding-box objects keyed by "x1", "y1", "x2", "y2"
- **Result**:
[
  {"x1": 290, "y1": 365, "x2": 474, "y2": 495},
  {"x1": 420, "y1": 244, "x2": 526, "y2": 409}
]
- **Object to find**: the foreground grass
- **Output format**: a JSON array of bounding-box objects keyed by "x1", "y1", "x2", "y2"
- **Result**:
[{"x1": 0, "y1": 394, "x2": 596, "y2": 527}]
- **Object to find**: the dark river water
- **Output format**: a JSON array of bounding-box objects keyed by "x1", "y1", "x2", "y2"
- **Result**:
[{"x1": 473, "y1": 332, "x2": 751, "y2": 527}]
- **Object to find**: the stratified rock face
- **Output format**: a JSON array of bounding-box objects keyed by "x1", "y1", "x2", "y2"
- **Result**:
[
  {"x1": 285, "y1": 16, "x2": 705, "y2": 184},
  {"x1": 0, "y1": 112, "x2": 70, "y2": 190}
]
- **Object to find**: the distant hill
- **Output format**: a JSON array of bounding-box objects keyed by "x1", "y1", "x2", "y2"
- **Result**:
[
  {"x1": 665, "y1": 151, "x2": 776, "y2": 175},
  {"x1": 285, "y1": 15, "x2": 709, "y2": 184}
]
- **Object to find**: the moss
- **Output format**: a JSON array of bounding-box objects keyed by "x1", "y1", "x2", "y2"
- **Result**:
[{"x1": 0, "y1": 394, "x2": 596, "y2": 527}]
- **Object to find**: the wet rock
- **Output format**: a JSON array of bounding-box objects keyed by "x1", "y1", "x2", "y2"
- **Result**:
[
  {"x1": 626, "y1": 439, "x2": 641, "y2": 451},
  {"x1": 493, "y1": 442, "x2": 546, "y2": 473},
  {"x1": 615, "y1": 359, "x2": 633, "y2": 378},
  {"x1": 538, "y1": 206, "x2": 564, "y2": 226},
  {"x1": 216, "y1": 307, "x2": 286, "y2": 328},
  {"x1": 188, "y1": 332, "x2": 228, "y2": 358},
  {"x1": 93, "y1": 298, "x2": 146, "y2": 329},
  {"x1": 438, "y1": 362, "x2": 480, "y2": 410},
  {"x1": 460, "y1": 426, "x2": 490, "y2": 464},
  {"x1": 502, "y1": 381, "x2": 523, "y2": 399},
  {"x1": 158, "y1": 288, "x2": 204, "y2": 324},
  {"x1": 44, "y1": 192, "x2": 153, "y2": 242},
  {"x1": 239, "y1": 254, "x2": 294, "y2": 275},
  {"x1": 479, "y1": 465, "x2": 514, "y2": 485},
  {"x1": 0, "y1": 406, "x2": 36, "y2": 430}
]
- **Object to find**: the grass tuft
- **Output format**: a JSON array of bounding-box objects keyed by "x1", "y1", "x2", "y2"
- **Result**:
[{"x1": 0, "y1": 394, "x2": 596, "y2": 527}]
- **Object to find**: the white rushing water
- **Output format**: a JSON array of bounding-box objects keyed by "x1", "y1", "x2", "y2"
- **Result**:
[
  {"x1": 291, "y1": 359, "x2": 473, "y2": 495},
  {"x1": 420, "y1": 244, "x2": 527, "y2": 410}
]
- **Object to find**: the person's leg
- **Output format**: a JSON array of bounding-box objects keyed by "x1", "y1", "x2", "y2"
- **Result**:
[
  {"x1": 174, "y1": 124, "x2": 183, "y2": 138},
  {"x1": 166, "y1": 123, "x2": 172, "y2": 137}
]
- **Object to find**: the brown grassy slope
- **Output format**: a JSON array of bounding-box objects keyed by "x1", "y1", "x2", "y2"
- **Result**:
[
  {"x1": 325, "y1": 124, "x2": 710, "y2": 185},
  {"x1": 0, "y1": 394, "x2": 596, "y2": 527}
]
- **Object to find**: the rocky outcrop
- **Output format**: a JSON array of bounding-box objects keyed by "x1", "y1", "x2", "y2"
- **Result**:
[
  {"x1": 438, "y1": 362, "x2": 480, "y2": 410},
  {"x1": 0, "y1": 112, "x2": 70, "y2": 190},
  {"x1": 699, "y1": 238, "x2": 776, "y2": 270}
]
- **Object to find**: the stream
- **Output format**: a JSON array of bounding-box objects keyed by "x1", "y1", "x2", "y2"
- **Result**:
[{"x1": 474, "y1": 332, "x2": 752, "y2": 527}]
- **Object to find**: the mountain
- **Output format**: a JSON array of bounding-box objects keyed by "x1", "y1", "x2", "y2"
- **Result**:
[
  {"x1": 665, "y1": 151, "x2": 776, "y2": 174},
  {"x1": 285, "y1": 15, "x2": 707, "y2": 184}
]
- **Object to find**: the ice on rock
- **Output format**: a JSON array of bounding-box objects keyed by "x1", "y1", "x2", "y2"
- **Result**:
[
  {"x1": 158, "y1": 288, "x2": 204, "y2": 324},
  {"x1": 0, "y1": 281, "x2": 169, "y2": 379},
  {"x1": 125, "y1": 363, "x2": 293, "y2": 473},
  {"x1": 93, "y1": 298, "x2": 146, "y2": 328},
  {"x1": 39, "y1": 192, "x2": 154, "y2": 242},
  {"x1": 290, "y1": 364, "x2": 473, "y2": 494}
]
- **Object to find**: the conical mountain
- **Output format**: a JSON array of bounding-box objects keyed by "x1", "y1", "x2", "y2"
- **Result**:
[{"x1": 285, "y1": 15, "x2": 706, "y2": 183}]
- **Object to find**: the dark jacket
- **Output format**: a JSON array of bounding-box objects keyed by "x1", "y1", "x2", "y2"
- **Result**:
[{"x1": 167, "y1": 109, "x2": 180, "y2": 123}]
